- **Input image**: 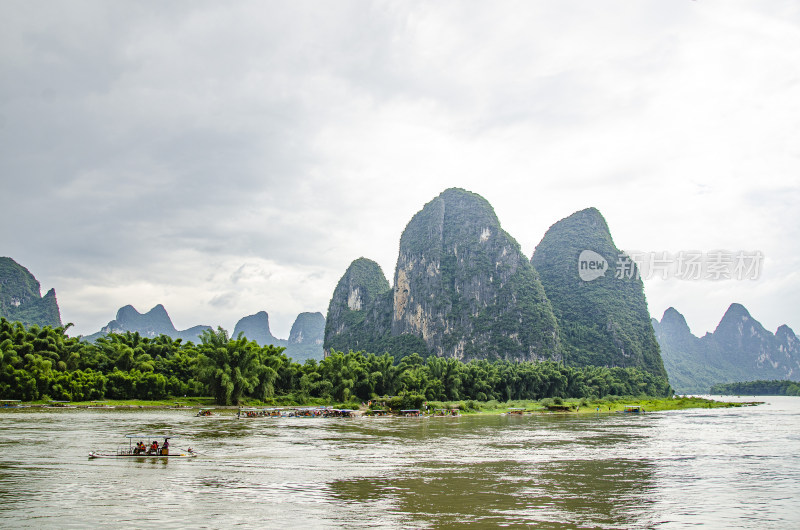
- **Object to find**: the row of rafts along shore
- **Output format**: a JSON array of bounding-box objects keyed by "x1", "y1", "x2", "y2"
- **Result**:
[{"x1": 0, "y1": 400, "x2": 460, "y2": 417}]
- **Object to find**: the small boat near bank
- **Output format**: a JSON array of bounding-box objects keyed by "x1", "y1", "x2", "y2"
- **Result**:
[
  {"x1": 87, "y1": 401, "x2": 115, "y2": 409},
  {"x1": 622, "y1": 405, "x2": 645, "y2": 413},
  {"x1": 236, "y1": 406, "x2": 357, "y2": 419},
  {"x1": 89, "y1": 435, "x2": 198, "y2": 459},
  {"x1": 432, "y1": 408, "x2": 461, "y2": 417},
  {"x1": 45, "y1": 400, "x2": 77, "y2": 409},
  {"x1": 363, "y1": 409, "x2": 391, "y2": 417}
]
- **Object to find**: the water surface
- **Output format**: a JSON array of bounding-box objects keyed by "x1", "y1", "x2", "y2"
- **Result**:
[{"x1": 0, "y1": 396, "x2": 797, "y2": 528}]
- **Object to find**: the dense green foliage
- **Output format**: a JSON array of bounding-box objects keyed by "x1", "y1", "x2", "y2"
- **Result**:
[
  {"x1": 1, "y1": 317, "x2": 671, "y2": 404},
  {"x1": 0, "y1": 257, "x2": 61, "y2": 328},
  {"x1": 532, "y1": 208, "x2": 667, "y2": 378},
  {"x1": 710, "y1": 380, "x2": 800, "y2": 396}
]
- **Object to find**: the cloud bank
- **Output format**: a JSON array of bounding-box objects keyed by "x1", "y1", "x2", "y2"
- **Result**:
[{"x1": 1, "y1": 1, "x2": 797, "y2": 338}]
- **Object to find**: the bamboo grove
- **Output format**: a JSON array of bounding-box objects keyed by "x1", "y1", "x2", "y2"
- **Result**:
[{"x1": 0, "y1": 318, "x2": 672, "y2": 405}]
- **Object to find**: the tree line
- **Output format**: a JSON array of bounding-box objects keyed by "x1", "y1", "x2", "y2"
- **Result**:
[
  {"x1": 710, "y1": 380, "x2": 800, "y2": 396},
  {"x1": 0, "y1": 318, "x2": 672, "y2": 405}
]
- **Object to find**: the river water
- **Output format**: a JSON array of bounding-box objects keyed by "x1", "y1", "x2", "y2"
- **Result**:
[{"x1": 0, "y1": 396, "x2": 798, "y2": 529}]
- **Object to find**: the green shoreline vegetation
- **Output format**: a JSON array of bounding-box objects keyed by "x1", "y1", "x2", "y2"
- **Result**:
[
  {"x1": 3, "y1": 395, "x2": 754, "y2": 414},
  {"x1": 710, "y1": 380, "x2": 800, "y2": 396},
  {"x1": 0, "y1": 318, "x2": 750, "y2": 413}
]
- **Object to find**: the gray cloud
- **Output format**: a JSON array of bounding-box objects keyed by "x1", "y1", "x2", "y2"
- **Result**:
[{"x1": 1, "y1": 1, "x2": 798, "y2": 337}]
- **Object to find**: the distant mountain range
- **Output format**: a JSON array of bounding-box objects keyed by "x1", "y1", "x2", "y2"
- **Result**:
[
  {"x1": 653, "y1": 304, "x2": 800, "y2": 394},
  {"x1": 84, "y1": 305, "x2": 325, "y2": 362},
  {"x1": 4, "y1": 211, "x2": 798, "y2": 391},
  {"x1": 0, "y1": 258, "x2": 325, "y2": 362}
]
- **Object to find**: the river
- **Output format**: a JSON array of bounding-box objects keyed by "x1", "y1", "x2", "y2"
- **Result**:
[{"x1": 0, "y1": 396, "x2": 798, "y2": 529}]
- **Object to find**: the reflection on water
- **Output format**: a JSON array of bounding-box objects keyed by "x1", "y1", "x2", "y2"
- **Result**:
[{"x1": 0, "y1": 397, "x2": 798, "y2": 529}]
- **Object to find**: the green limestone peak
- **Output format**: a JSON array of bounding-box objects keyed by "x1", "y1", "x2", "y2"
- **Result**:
[
  {"x1": 532, "y1": 208, "x2": 667, "y2": 378},
  {"x1": 323, "y1": 257, "x2": 395, "y2": 354},
  {"x1": 0, "y1": 257, "x2": 62, "y2": 328},
  {"x1": 392, "y1": 188, "x2": 559, "y2": 360},
  {"x1": 660, "y1": 307, "x2": 692, "y2": 335},
  {"x1": 324, "y1": 189, "x2": 561, "y2": 361},
  {"x1": 331, "y1": 257, "x2": 391, "y2": 314}
]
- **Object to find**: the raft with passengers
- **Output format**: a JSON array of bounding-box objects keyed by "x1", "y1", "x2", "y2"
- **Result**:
[{"x1": 88, "y1": 435, "x2": 197, "y2": 459}]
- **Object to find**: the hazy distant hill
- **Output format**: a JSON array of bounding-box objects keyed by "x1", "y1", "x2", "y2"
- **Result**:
[
  {"x1": 286, "y1": 312, "x2": 325, "y2": 362},
  {"x1": 325, "y1": 188, "x2": 562, "y2": 362},
  {"x1": 233, "y1": 311, "x2": 325, "y2": 362},
  {"x1": 532, "y1": 208, "x2": 667, "y2": 378},
  {"x1": 86, "y1": 305, "x2": 325, "y2": 361},
  {"x1": 0, "y1": 257, "x2": 62, "y2": 328},
  {"x1": 85, "y1": 304, "x2": 211, "y2": 342},
  {"x1": 233, "y1": 311, "x2": 285, "y2": 347},
  {"x1": 653, "y1": 304, "x2": 800, "y2": 393}
]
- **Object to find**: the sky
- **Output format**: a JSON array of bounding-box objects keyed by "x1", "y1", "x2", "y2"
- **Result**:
[{"x1": 1, "y1": 0, "x2": 798, "y2": 339}]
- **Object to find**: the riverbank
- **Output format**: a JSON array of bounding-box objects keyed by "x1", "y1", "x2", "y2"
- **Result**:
[
  {"x1": 1, "y1": 395, "x2": 760, "y2": 414},
  {"x1": 417, "y1": 395, "x2": 761, "y2": 416}
]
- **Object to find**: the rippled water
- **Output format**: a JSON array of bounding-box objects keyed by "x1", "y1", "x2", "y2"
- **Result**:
[{"x1": 0, "y1": 396, "x2": 798, "y2": 529}]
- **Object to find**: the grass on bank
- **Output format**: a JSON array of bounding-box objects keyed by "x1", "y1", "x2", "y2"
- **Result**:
[
  {"x1": 423, "y1": 395, "x2": 758, "y2": 414},
  {"x1": 12, "y1": 395, "x2": 760, "y2": 413}
]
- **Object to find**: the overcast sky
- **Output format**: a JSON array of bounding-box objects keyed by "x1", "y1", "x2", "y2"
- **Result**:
[{"x1": 2, "y1": 1, "x2": 798, "y2": 339}]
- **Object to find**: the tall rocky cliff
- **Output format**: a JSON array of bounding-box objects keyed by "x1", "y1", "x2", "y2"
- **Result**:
[
  {"x1": 531, "y1": 208, "x2": 667, "y2": 378},
  {"x1": 654, "y1": 304, "x2": 800, "y2": 393},
  {"x1": 325, "y1": 188, "x2": 561, "y2": 361},
  {"x1": 0, "y1": 257, "x2": 62, "y2": 328}
]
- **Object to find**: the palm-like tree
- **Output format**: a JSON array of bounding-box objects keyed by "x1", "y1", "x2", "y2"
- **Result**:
[{"x1": 196, "y1": 328, "x2": 260, "y2": 405}]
